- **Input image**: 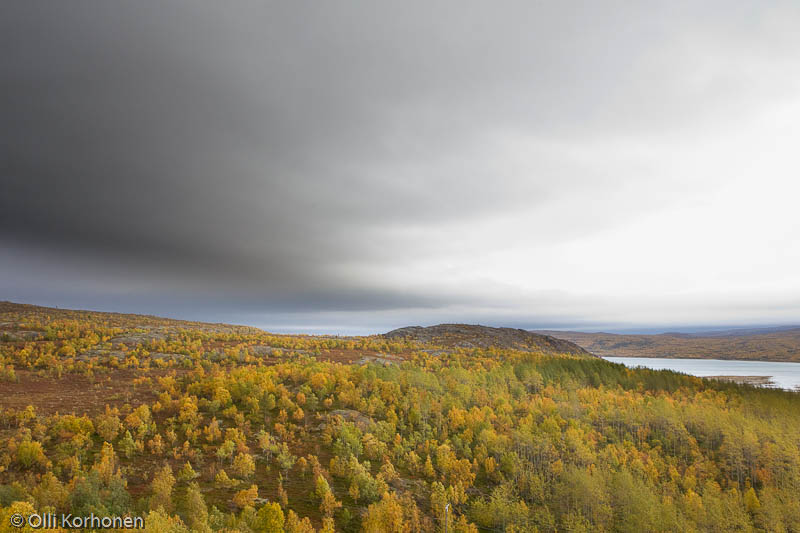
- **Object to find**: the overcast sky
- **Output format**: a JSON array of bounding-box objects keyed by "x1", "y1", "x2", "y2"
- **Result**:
[{"x1": 2, "y1": 1, "x2": 800, "y2": 334}]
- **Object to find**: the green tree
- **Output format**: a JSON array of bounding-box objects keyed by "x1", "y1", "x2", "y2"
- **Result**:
[
  {"x1": 255, "y1": 502, "x2": 285, "y2": 533},
  {"x1": 182, "y1": 482, "x2": 210, "y2": 533},
  {"x1": 150, "y1": 464, "x2": 176, "y2": 512}
]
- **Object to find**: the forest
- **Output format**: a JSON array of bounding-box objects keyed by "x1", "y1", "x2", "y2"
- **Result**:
[{"x1": 1, "y1": 302, "x2": 799, "y2": 532}]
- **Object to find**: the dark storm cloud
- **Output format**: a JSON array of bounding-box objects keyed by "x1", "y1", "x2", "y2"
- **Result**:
[
  {"x1": 2, "y1": 1, "x2": 800, "y2": 329},
  {"x1": 0, "y1": 1, "x2": 581, "y2": 307}
]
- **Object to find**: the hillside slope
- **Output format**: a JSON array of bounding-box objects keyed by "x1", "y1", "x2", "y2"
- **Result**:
[
  {"x1": 385, "y1": 323, "x2": 592, "y2": 356},
  {"x1": 536, "y1": 328, "x2": 800, "y2": 361},
  {"x1": 2, "y1": 301, "x2": 800, "y2": 532}
]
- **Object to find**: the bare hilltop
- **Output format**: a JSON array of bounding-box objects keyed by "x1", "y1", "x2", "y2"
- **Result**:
[{"x1": 384, "y1": 323, "x2": 592, "y2": 356}]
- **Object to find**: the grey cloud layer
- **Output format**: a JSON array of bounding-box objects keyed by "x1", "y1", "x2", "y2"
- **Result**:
[{"x1": 2, "y1": 2, "x2": 799, "y2": 329}]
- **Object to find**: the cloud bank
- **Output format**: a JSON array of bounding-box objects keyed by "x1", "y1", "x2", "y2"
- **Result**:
[{"x1": 2, "y1": 2, "x2": 800, "y2": 332}]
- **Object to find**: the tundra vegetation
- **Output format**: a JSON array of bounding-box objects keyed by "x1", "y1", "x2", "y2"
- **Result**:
[
  {"x1": 0, "y1": 302, "x2": 799, "y2": 532},
  {"x1": 537, "y1": 329, "x2": 800, "y2": 362}
]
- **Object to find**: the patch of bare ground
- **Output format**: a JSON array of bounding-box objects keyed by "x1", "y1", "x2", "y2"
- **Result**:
[
  {"x1": 315, "y1": 349, "x2": 412, "y2": 365},
  {"x1": 0, "y1": 368, "x2": 183, "y2": 416}
]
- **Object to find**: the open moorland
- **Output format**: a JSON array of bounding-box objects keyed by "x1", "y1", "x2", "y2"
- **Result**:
[
  {"x1": 1, "y1": 302, "x2": 799, "y2": 532},
  {"x1": 536, "y1": 328, "x2": 800, "y2": 362}
]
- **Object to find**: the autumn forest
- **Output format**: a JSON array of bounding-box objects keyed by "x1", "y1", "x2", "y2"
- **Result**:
[{"x1": 0, "y1": 302, "x2": 798, "y2": 532}]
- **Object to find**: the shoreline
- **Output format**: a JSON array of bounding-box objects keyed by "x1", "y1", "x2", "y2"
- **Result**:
[{"x1": 706, "y1": 375, "x2": 775, "y2": 386}]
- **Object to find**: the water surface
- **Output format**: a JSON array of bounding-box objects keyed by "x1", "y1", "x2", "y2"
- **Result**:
[{"x1": 604, "y1": 357, "x2": 800, "y2": 391}]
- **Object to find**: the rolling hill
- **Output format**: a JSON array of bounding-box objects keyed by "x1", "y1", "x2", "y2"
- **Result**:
[
  {"x1": 383, "y1": 324, "x2": 591, "y2": 356},
  {"x1": 535, "y1": 327, "x2": 800, "y2": 362}
]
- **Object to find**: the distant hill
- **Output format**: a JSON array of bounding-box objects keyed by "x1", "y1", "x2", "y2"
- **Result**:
[
  {"x1": 384, "y1": 324, "x2": 593, "y2": 356},
  {"x1": 535, "y1": 327, "x2": 800, "y2": 362},
  {"x1": 673, "y1": 325, "x2": 800, "y2": 337},
  {"x1": 0, "y1": 301, "x2": 591, "y2": 360},
  {"x1": 0, "y1": 300, "x2": 263, "y2": 337}
]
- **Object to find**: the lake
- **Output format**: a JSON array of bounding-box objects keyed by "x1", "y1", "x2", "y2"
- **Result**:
[{"x1": 604, "y1": 357, "x2": 800, "y2": 391}]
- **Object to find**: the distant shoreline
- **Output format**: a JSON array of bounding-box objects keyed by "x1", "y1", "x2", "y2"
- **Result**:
[
  {"x1": 706, "y1": 375, "x2": 774, "y2": 386},
  {"x1": 604, "y1": 356, "x2": 800, "y2": 391},
  {"x1": 538, "y1": 328, "x2": 800, "y2": 363}
]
